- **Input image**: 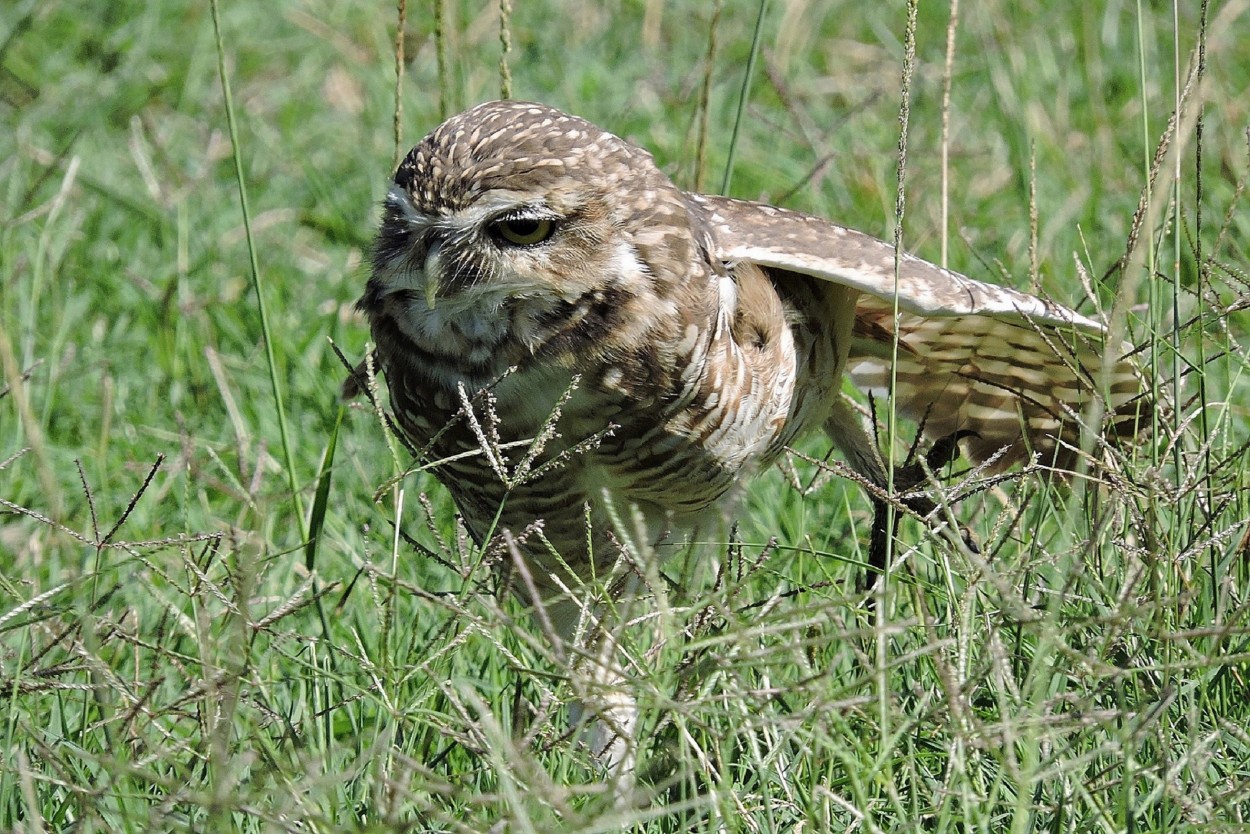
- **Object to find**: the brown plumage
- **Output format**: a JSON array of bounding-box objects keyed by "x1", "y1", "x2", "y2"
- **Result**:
[{"x1": 354, "y1": 100, "x2": 1147, "y2": 780}]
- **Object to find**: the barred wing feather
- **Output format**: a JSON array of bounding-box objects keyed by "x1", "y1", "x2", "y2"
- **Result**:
[{"x1": 694, "y1": 193, "x2": 1147, "y2": 468}]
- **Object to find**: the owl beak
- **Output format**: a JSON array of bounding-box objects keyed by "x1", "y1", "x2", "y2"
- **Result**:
[{"x1": 423, "y1": 239, "x2": 443, "y2": 309}]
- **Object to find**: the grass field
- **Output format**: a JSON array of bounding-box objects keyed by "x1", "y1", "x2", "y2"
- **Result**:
[{"x1": 3, "y1": 0, "x2": 1249, "y2": 831}]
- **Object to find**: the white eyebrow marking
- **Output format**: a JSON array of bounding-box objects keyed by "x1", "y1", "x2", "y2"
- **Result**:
[{"x1": 386, "y1": 183, "x2": 426, "y2": 225}]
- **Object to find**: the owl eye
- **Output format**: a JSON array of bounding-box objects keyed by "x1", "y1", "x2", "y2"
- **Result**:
[{"x1": 490, "y1": 216, "x2": 556, "y2": 246}]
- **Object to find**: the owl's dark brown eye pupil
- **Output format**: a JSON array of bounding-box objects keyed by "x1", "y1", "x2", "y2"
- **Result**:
[{"x1": 492, "y1": 216, "x2": 555, "y2": 246}]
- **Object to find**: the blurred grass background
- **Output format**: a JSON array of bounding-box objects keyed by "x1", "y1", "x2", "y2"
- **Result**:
[{"x1": 2, "y1": 0, "x2": 1248, "y2": 831}]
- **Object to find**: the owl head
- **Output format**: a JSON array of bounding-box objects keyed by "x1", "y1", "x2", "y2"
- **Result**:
[{"x1": 359, "y1": 100, "x2": 713, "y2": 372}]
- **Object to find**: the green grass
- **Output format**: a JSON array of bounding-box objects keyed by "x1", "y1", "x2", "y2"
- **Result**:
[{"x1": 3, "y1": 0, "x2": 1249, "y2": 831}]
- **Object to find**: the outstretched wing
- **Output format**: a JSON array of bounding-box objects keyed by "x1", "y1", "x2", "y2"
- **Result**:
[{"x1": 692, "y1": 193, "x2": 1148, "y2": 469}]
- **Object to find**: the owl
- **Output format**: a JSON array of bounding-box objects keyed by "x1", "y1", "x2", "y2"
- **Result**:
[{"x1": 354, "y1": 100, "x2": 1147, "y2": 779}]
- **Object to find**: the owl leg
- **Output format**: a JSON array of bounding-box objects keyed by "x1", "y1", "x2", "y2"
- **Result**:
[
  {"x1": 544, "y1": 594, "x2": 639, "y2": 803},
  {"x1": 824, "y1": 397, "x2": 890, "y2": 488},
  {"x1": 824, "y1": 398, "x2": 893, "y2": 583}
]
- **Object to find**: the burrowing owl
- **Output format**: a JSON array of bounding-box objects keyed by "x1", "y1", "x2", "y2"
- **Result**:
[{"x1": 355, "y1": 100, "x2": 1146, "y2": 774}]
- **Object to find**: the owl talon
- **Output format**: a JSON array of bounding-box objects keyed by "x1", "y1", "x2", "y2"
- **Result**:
[{"x1": 922, "y1": 429, "x2": 980, "y2": 473}]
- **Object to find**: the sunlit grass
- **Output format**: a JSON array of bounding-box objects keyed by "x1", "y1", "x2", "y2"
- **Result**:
[{"x1": 2, "y1": 0, "x2": 1247, "y2": 831}]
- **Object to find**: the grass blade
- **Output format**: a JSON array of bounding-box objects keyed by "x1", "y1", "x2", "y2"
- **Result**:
[{"x1": 209, "y1": 0, "x2": 305, "y2": 536}]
